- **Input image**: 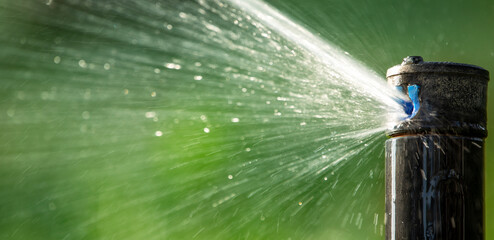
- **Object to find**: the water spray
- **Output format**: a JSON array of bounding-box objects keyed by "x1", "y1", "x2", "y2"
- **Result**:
[{"x1": 385, "y1": 56, "x2": 489, "y2": 239}]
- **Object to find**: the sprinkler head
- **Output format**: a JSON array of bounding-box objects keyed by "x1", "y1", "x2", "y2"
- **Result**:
[
  {"x1": 386, "y1": 56, "x2": 489, "y2": 137},
  {"x1": 384, "y1": 57, "x2": 489, "y2": 240}
]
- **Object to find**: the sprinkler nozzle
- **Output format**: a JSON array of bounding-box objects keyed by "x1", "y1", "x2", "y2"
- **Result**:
[{"x1": 395, "y1": 84, "x2": 420, "y2": 120}]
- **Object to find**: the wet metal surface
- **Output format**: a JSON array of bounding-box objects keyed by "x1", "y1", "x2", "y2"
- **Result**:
[
  {"x1": 386, "y1": 136, "x2": 483, "y2": 240},
  {"x1": 385, "y1": 57, "x2": 488, "y2": 240}
]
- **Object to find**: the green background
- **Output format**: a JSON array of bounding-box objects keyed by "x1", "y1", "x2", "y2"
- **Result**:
[{"x1": 0, "y1": 0, "x2": 493, "y2": 239}]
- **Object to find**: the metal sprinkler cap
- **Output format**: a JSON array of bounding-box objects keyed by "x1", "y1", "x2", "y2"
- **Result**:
[{"x1": 386, "y1": 56, "x2": 489, "y2": 137}]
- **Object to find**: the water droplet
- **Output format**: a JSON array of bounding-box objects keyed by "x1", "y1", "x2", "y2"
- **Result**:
[
  {"x1": 228, "y1": 175, "x2": 233, "y2": 180},
  {"x1": 194, "y1": 75, "x2": 203, "y2": 81},
  {"x1": 179, "y1": 12, "x2": 187, "y2": 18},
  {"x1": 165, "y1": 24, "x2": 173, "y2": 30},
  {"x1": 298, "y1": 202, "x2": 303, "y2": 206},
  {"x1": 48, "y1": 202, "x2": 56, "y2": 210},
  {"x1": 241, "y1": 88, "x2": 247, "y2": 93},
  {"x1": 204, "y1": 127, "x2": 210, "y2": 133},
  {"x1": 300, "y1": 122, "x2": 306, "y2": 126},
  {"x1": 324, "y1": 177, "x2": 328, "y2": 181},
  {"x1": 206, "y1": 22, "x2": 222, "y2": 33},
  {"x1": 103, "y1": 63, "x2": 111, "y2": 70},
  {"x1": 154, "y1": 68, "x2": 160, "y2": 74},
  {"x1": 80, "y1": 124, "x2": 87, "y2": 133},
  {"x1": 420, "y1": 169, "x2": 427, "y2": 180},
  {"x1": 155, "y1": 131, "x2": 163, "y2": 137},
  {"x1": 451, "y1": 217, "x2": 456, "y2": 228},
  {"x1": 231, "y1": 117, "x2": 239, "y2": 123},
  {"x1": 194, "y1": 62, "x2": 202, "y2": 67},
  {"x1": 165, "y1": 63, "x2": 181, "y2": 70},
  {"x1": 17, "y1": 91, "x2": 25, "y2": 100},
  {"x1": 245, "y1": 148, "x2": 251, "y2": 152},
  {"x1": 82, "y1": 111, "x2": 90, "y2": 120},
  {"x1": 7, "y1": 109, "x2": 15, "y2": 117},
  {"x1": 53, "y1": 56, "x2": 61, "y2": 64},
  {"x1": 200, "y1": 115, "x2": 207, "y2": 121},
  {"x1": 151, "y1": 92, "x2": 156, "y2": 97},
  {"x1": 41, "y1": 91, "x2": 50, "y2": 100},
  {"x1": 145, "y1": 112, "x2": 156, "y2": 118},
  {"x1": 83, "y1": 89, "x2": 91, "y2": 99},
  {"x1": 78, "y1": 60, "x2": 87, "y2": 68}
]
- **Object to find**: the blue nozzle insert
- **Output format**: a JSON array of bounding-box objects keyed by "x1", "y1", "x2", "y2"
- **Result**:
[
  {"x1": 396, "y1": 86, "x2": 413, "y2": 117},
  {"x1": 395, "y1": 85, "x2": 420, "y2": 120},
  {"x1": 407, "y1": 85, "x2": 420, "y2": 119}
]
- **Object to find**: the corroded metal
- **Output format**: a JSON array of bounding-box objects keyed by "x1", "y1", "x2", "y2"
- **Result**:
[
  {"x1": 386, "y1": 57, "x2": 489, "y2": 137},
  {"x1": 385, "y1": 57, "x2": 489, "y2": 240}
]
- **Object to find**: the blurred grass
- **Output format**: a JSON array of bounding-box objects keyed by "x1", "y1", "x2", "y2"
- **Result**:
[{"x1": 0, "y1": 0, "x2": 493, "y2": 239}]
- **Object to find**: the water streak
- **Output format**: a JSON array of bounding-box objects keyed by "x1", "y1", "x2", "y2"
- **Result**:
[{"x1": 0, "y1": 0, "x2": 405, "y2": 239}]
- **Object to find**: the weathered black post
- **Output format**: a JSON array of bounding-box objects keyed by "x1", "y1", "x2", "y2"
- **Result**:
[{"x1": 385, "y1": 56, "x2": 489, "y2": 240}]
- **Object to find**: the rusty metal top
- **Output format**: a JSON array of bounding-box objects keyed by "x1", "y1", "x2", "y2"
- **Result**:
[
  {"x1": 386, "y1": 56, "x2": 489, "y2": 137},
  {"x1": 387, "y1": 56, "x2": 489, "y2": 79}
]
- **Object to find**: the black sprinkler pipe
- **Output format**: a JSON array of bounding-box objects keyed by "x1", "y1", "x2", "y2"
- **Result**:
[{"x1": 385, "y1": 56, "x2": 489, "y2": 240}]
